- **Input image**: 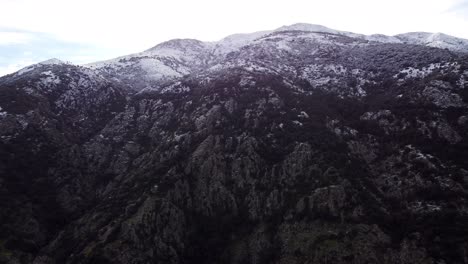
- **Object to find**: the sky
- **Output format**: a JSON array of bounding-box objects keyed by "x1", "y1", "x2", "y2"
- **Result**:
[{"x1": 1, "y1": 0, "x2": 468, "y2": 76}]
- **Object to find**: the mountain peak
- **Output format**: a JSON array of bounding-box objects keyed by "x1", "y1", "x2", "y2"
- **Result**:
[
  {"x1": 275, "y1": 23, "x2": 337, "y2": 33},
  {"x1": 147, "y1": 39, "x2": 208, "y2": 53}
]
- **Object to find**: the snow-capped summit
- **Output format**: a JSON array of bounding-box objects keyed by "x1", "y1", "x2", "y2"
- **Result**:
[
  {"x1": 214, "y1": 30, "x2": 272, "y2": 54},
  {"x1": 7, "y1": 58, "x2": 70, "y2": 77},
  {"x1": 81, "y1": 23, "x2": 468, "y2": 92},
  {"x1": 39, "y1": 58, "x2": 67, "y2": 65},
  {"x1": 276, "y1": 23, "x2": 342, "y2": 34},
  {"x1": 146, "y1": 39, "x2": 211, "y2": 56}
]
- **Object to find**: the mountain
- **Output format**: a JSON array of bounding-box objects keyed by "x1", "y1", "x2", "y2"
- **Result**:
[
  {"x1": 85, "y1": 23, "x2": 468, "y2": 92},
  {"x1": 0, "y1": 24, "x2": 468, "y2": 264}
]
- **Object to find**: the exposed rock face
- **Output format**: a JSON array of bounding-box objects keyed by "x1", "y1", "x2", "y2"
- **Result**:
[{"x1": 1, "y1": 25, "x2": 468, "y2": 264}]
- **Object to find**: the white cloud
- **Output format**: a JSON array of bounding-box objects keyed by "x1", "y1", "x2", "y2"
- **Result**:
[
  {"x1": 1, "y1": 0, "x2": 467, "y2": 45},
  {"x1": 0, "y1": 32, "x2": 33, "y2": 45}
]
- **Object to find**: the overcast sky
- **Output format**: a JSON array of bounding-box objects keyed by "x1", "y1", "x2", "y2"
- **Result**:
[{"x1": 1, "y1": 0, "x2": 468, "y2": 76}]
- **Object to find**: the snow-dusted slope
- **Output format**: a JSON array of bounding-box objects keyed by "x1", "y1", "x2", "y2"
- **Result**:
[
  {"x1": 213, "y1": 30, "x2": 273, "y2": 54},
  {"x1": 275, "y1": 23, "x2": 468, "y2": 50},
  {"x1": 395, "y1": 32, "x2": 468, "y2": 52},
  {"x1": 366, "y1": 34, "x2": 403, "y2": 43},
  {"x1": 86, "y1": 39, "x2": 215, "y2": 91},
  {"x1": 12, "y1": 58, "x2": 69, "y2": 77},
  {"x1": 0, "y1": 60, "x2": 125, "y2": 116},
  {"x1": 275, "y1": 23, "x2": 365, "y2": 39}
]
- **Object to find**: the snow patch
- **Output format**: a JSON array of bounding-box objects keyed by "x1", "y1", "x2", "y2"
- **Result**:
[
  {"x1": 16, "y1": 65, "x2": 35, "y2": 76},
  {"x1": 396, "y1": 32, "x2": 468, "y2": 52},
  {"x1": 292, "y1": 120, "x2": 303, "y2": 126},
  {"x1": 394, "y1": 62, "x2": 459, "y2": 80},
  {"x1": 298, "y1": 111, "x2": 309, "y2": 118},
  {"x1": 40, "y1": 71, "x2": 61, "y2": 85},
  {"x1": 0, "y1": 106, "x2": 6, "y2": 117}
]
